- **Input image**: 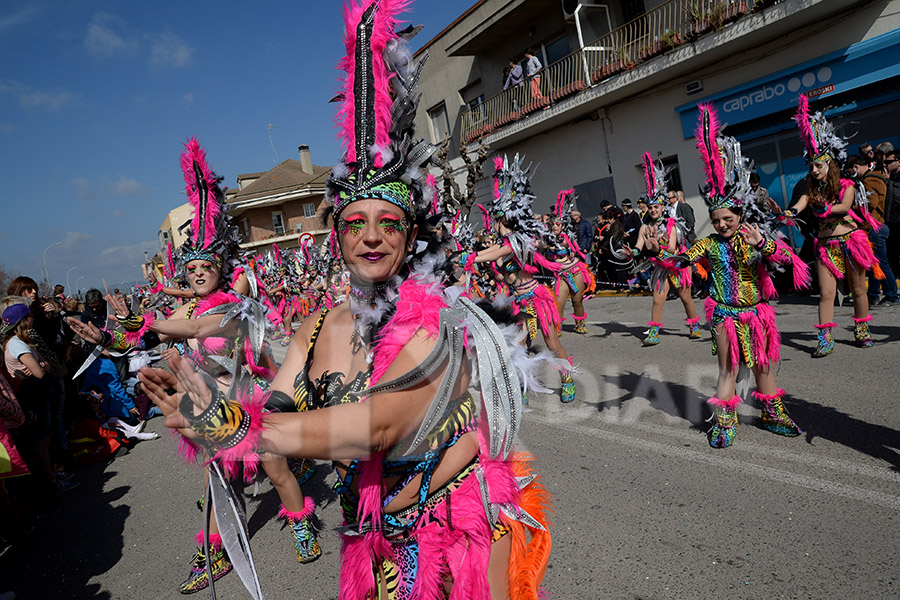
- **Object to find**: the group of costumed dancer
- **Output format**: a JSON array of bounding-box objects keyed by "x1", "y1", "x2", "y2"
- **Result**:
[{"x1": 60, "y1": 1, "x2": 886, "y2": 597}]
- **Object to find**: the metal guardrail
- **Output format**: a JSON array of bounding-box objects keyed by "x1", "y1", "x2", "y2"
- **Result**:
[{"x1": 460, "y1": 0, "x2": 765, "y2": 146}]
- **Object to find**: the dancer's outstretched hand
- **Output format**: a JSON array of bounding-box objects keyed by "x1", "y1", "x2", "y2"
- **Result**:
[
  {"x1": 66, "y1": 317, "x2": 104, "y2": 345},
  {"x1": 105, "y1": 293, "x2": 130, "y2": 321},
  {"x1": 138, "y1": 361, "x2": 191, "y2": 431}
]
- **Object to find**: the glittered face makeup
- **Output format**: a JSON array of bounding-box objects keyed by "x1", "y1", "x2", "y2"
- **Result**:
[
  {"x1": 337, "y1": 214, "x2": 409, "y2": 236},
  {"x1": 338, "y1": 214, "x2": 366, "y2": 236},
  {"x1": 337, "y1": 199, "x2": 416, "y2": 284}
]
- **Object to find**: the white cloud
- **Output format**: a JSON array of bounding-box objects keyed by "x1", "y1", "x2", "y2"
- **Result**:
[
  {"x1": 85, "y1": 12, "x2": 138, "y2": 58},
  {"x1": 61, "y1": 231, "x2": 93, "y2": 247},
  {"x1": 0, "y1": 123, "x2": 14, "y2": 135},
  {"x1": 19, "y1": 89, "x2": 74, "y2": 111},
  {"x1": 0, "y1": 5, "x2": 40, "y2": 31},
  {"x1": 72, "y1": 176, "x2": 94, "y2": 203},
  {"x1": 149, "y1": 31, "x2": 194, "y2": 70},
  {"x1": 109, "y1": 175, "x2": 147, "y2": 197},
  {"x1": 179, "y1": 92, "x2": 195, "y2": 108}
]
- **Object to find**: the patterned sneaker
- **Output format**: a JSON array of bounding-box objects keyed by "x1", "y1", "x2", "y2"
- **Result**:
[
  {"x1": 812, "y1": 323, "x2": 835, "y2": 357},
  {"x1": 755, "y1": 390, "x2": 801, "y2": 437},
  {"x1": 178, "y1": 545, "x2": 232, "y2": 594},
  {"x1": 573, "y1": 316, "x2": 587, "y2": 334},
  {"x1": 707, "y1": 406, "x2": 738, "y2": 448},
  {"x1": 280, "y1": 499, "x2": 321, "y2": 564},
  {"x1": 686, "y1": 318, "x2": 702, "y2": 339},
  {"x1": 560, "y1": 371, "x2": 575, "y2": 403},
  {"x1": 853, "y1": 317, "x2": 873, "y2": 348},
  {"x1": 642, "y1": 322, "x2": 661, "y2": 346}
]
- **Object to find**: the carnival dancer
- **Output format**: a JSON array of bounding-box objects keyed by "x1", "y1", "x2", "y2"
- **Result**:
[
  {"x1": 784, "y1": 95, "x2": 883, "y2": 356},
  {"x1": 547, "y1": 189, "x2": 596, "y2": 334},
  {"x1": 465, "y1": 154, "x2": 578, "y2": 403},
  {"x1": 140, "y1": 3, "x2": 553, "y2": 597},
  {"x1": 675, "y1": 105, "x2": 810, "y2": 448},
  {"x1": 68, "y1": 140, "x2": 321, "y2": 595},
  {"x1": 633, "y1": 154, "x2": 701, "y2": 345}
]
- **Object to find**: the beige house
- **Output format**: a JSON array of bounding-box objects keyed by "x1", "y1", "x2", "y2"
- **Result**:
[
  {"x1": 225, "y1": 145, "x2": 333, "y2": 253},
  {"x1": 415, "y1": 0, "x2": 900, "y2": 235},
  {"x1": 157, "y1": 203, "x2": 192, "y2": 251}
]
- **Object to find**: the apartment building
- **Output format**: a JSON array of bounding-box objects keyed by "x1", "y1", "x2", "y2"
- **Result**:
[
  {"x1": 225, "y1": 145, "x2": 332, "y2": 253},
  {"x1": 414, "y1": 0, "x2": 900, "y2": 234}
]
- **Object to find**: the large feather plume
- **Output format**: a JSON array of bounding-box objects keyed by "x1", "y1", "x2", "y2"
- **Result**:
[
  {"x1": 180, "y1": 138, "x2": 222, "y2": 249},
  {"x1": 694, "y1": 104, "x2": 726, "y2": 198},
  {"x1": 335, "y1": 0, "x2": 410, "y2": 167},
  {"x1": 793, "y1": 93, "x2": 818, "y2": 159}
]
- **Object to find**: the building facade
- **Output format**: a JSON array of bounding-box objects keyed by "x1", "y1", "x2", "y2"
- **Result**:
[
  {"x1": 157, "y1": 203, "x2": 192, "y2": 251},
  {"x1": 414, "y1": 0, "x2": 900, "y2": 234},
  {"x1": 225, "y1": 145, "x2": 332, "y2": 253}
]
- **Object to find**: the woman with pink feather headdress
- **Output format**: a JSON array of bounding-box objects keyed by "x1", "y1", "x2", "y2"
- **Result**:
[
  {"x1": 68, "y1": 139, "x2": 323, "y2": 594},
  {"x1": 673, "y1": 105, "x2": 810, "y2": 448},
  {"x1": 138, "y1": 2, "x2": 554, "y2": 598},
  {"x1": 632, "y1": 152, "x2": 701, "y2": 346},
  {"x1": 783, "y1": 94, "x2": 883, "y2": 356},
  {"x1": 545, "y1": 188, "x2": 596, "y2": 334}
]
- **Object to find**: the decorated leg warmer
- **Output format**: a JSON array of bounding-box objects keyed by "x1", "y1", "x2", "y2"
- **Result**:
[
  {"x1": 279, "y1": 497, "x2": 322, "y2": 564},
  {"x1": 643, "y1": 321, "x2": 662, "y2": 346},
  {"x1": 572, "y1": 314, "x2": 587, "y2": 334},
  {"x1": 686, "y1": 316, "x2": 701, "y2": 339}
]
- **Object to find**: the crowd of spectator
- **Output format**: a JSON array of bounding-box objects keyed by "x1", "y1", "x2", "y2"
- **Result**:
[{"x1": 0, "y1": 277, "x2": 160, "y2": 561}]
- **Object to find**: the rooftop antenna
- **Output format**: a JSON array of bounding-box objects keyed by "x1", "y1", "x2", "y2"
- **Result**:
[{"x1": 267, "y1": 123, "x2": 279, "y2": 164}]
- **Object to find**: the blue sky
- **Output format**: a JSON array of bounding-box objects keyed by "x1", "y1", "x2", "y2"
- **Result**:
[{"x1": 0, "y1": 1, "x2": 467, "y2": 294}]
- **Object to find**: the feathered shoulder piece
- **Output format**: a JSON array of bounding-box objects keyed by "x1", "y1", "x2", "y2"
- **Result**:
[
  {"x1": 694, "y1": 104, "x2": 748, "y2": 212},
  {"x1": 327, "y1": 0, "x2": 436, "y2": 221},
  {"x1": 641, "y1": 152, "x2": 668, "y2": 206},
  {"x1": 177, "y1": 138, "x2": 240, "y2": 282},
  {"x1": 793, "y1": 94, "x2": 846, "y2": 164}
]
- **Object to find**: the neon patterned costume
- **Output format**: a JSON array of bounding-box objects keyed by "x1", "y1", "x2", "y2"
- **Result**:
[{"x1": 688, "y1": 104, "x2": 808, "y2": 448}]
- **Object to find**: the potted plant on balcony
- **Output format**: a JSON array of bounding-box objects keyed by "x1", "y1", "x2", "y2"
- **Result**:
[
  {"x1": 751, "y1": 0, "x2": 777, "y2": 12},
  {"x1": 659, "y1": 29, "x2": 683, "y2": 52},
  {"x1": 684, "y1": 5, "x2": 710, "y2": 39},
  {"x1": 722, "y1": 0, "x2": 749, "y2": 23}
]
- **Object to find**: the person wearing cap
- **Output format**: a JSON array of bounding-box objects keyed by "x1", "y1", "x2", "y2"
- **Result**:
[{"x1": 621, "y1": 198, "x2": 643, "y2": 249}]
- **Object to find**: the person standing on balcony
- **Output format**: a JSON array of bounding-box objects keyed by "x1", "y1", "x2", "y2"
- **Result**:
[
  {"x1": 503, "y1": 58, "x2": 523, "y2": 90},
  {"x1": 524, "y1": 49, "x2": 547, "y2": 107}
]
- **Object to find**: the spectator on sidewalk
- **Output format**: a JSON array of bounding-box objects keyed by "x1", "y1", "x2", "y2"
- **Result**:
[
  {"x1": 749, "y1": 173, "x2": 782, "y2": 216},
  {"x1": 883, "y1": 149, "x2": 900, "y2": 282},
  {"x1": 668, "y1": 190, "x2": 696, "y2": 242},
  {"x1": 847, "y1": 154, "x2": 897, "y2": 306},
  {"x1": 572, "y1": 209, "x2": 594, "y2": 264},
  {"x1": 80, "y1": 289, "x2": 107, "y2": 329},
  {"x1": 621, "y1": 198, "x2": 643, "y2": 249},
  {"x1": 81, "y1": 354, "x2": 140, "y2": 423}
]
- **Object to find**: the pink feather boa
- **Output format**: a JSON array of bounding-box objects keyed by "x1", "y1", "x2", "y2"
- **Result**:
[
  {"x1": 695, "y1": 104, "x2": 726, "y2": 196},
  {"x1": 794, "y1": 93, "x2": 818, "y2": 157}
]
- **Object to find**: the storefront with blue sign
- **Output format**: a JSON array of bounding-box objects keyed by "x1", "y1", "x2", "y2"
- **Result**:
[{"x1": 674, "y1": 28, "x2": 900, "y2": 216}]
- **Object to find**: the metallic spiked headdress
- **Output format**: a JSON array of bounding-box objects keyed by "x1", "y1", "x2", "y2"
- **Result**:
[{"x1": 641, "y1": 152, "x2": 669, "y2": 206}]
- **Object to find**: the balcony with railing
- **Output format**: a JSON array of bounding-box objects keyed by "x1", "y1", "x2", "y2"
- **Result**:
[{"x1": 460, "y1": 0, "x2": 775, "y2": 146}]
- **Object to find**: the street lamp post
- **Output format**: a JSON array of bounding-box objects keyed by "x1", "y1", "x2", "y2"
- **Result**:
[
  {"x1": 75, "y1": 276, "x2": 86, "y2": 300},
  {"x1": 65, "y1": 266, "x2": 79, "y2": 297},
  {"x1": 42, "y1": 241, "x2": 63, "y2": 288}
]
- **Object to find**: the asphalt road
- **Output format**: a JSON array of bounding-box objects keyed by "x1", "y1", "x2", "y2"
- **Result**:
[{"x1": 2, "y1": 292, "x2": 899, "y2": 599}]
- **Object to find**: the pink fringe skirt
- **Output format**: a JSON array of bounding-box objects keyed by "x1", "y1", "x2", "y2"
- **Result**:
[
  {"x1": 814, "y1": 229, "x2": 880, "y2": 280},
  {"x1": 512, "y1": 281, "x2": 561, "y2": 341},
  {"x1": 705, "y1": 297, "x2": 780, "y2": 372}
]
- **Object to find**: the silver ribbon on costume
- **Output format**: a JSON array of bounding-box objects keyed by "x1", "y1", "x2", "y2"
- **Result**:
[
  {"x1": 360, "y1": 296, "x2": 521, "y2": 460},
  {"x1": 475, "y1": 467, "x2": 545, "y2": 532}
]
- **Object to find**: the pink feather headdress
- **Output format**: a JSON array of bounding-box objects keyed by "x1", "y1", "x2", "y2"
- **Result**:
[
  {"x1": 327, "y1": 1, "x2": 436, "y2": 220},
  {"x1": 793, "y1": 94, "x2": 847, "y2": 163},
  {"x1": 641, "y1": 152, "x2": 668, "y2": 205}
]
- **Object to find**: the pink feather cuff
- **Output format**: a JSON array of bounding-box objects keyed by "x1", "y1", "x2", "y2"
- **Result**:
[
  {"x1": 278, "y1": 496, "x2": 315, "y2": 521},
  {"x1": 212, "y1": 391, "x2": 267, "y2": 483},
  {"x1": 149, "y1": 281, "x2": 164, "y2": 295},
  {"x1": 708, "y1": 395, "x2": 742, "y2": 410},
  {"x1": 124, "y1": 313, "x2": 155, "y2": 346}
]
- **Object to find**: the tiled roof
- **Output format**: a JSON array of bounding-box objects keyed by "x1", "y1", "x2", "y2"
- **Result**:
[{"x1": 228, "y1": 159, "x2": 331, "y2": 203}]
